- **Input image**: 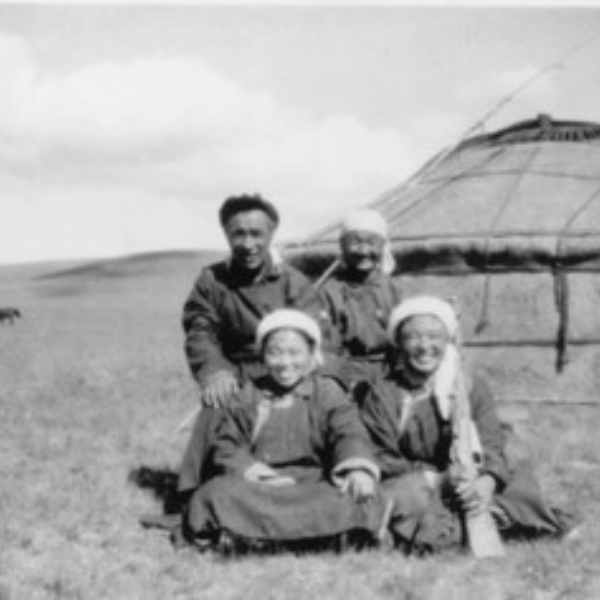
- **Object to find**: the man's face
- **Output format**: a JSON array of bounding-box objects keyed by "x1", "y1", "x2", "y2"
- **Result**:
[
  {"x1": 224, "y1": 210, "x2": 275, "y2": 272},
  {"x1": 340, "y1": 230, "x2": 385, "y2": 274}
]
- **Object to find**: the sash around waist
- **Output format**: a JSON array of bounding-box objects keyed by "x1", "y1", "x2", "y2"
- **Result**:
[{"x1": 346, "y1": 352, "x2": 387, "y2": 363}]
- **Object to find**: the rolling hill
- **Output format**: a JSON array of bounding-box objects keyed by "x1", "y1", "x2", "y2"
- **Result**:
[{"x1": 0, "y1": 249, "x2": 224, "y2": 307}]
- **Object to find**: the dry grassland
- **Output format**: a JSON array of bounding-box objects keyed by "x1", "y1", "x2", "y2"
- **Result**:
[{"x1": 0, "y1": 256, "x2": 599, "y2": 600}]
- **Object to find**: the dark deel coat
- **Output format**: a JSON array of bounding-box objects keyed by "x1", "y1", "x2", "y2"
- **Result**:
[
  {"x1": 357, "y1": 371, "x2": 569, "y2": 552},
  {"x1": 187, "y1": 375, "x2": 387, "y2": 543},
  {"x1": 182, "y1": 258, "x2": 326, "y2": 384},
  {"x1": 320, "y1": 269, "x2": 402, "y2": 387}
]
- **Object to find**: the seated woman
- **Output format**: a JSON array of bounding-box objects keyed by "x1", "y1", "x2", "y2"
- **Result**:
[
  {"x1": 320, "y1": 209, "x2": 402, "y2": 389},
  {"x1": 356, "y1": 295, "x2": 572, "y2": 555},
  {"x1": 186, "y1": 309, "x2": 389, "y2": 554}
]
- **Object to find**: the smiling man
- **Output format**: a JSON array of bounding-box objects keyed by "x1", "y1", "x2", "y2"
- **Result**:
[{"x1": 178, "y1": 193, "x2": 327, "y2": 495}]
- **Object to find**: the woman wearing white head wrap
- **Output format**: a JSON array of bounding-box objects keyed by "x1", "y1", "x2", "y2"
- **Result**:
[
  {"x1": 255, "y1": 308, "x2": 324, "y2": 371},
  {"x1": 340, "y1": 209, "x2": 396, "y2": 276},
  {"x1": 354, "y1": 295, "x2": 572, "y2": 555},
  {"x1": 320, "y1": 208, "x2": 403, "y2": 389},
  {"x1": 185, "y1": 308, "x2": 391, "y2": 554},
  {"x1": 387, "y1": 295, "x2": 459, "y2": 345}
]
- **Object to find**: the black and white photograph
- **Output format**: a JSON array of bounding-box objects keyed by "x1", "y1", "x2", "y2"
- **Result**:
[{"x1": 1, "y1": 2, "x2": 599, "y2": 598}]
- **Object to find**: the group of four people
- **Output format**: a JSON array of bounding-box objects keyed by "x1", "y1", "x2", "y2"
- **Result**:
[{"x1": 170, "y1": 193, "x2": 569, "y2": 556}]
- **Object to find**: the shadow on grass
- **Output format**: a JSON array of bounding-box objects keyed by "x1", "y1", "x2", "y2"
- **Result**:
[{"x1": 128, "y1": 466, "x2": 185, "y2": 515}]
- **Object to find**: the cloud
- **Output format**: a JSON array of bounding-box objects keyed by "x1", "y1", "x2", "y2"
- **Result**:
[
  {"x1": 0, "y1": 46, "x2": 280, "y2": 168},
  {"x1": 0, "y1": 33, "x2": 416, "y2": 262}
]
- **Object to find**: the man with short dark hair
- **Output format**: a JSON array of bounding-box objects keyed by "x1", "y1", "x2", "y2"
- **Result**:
[{"x1": 178, "y1": 193, "x2": 327, "y2": 494}]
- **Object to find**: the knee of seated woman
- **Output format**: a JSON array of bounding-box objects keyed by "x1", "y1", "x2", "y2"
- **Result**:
[{"x1": 382, "y1": 473, "x2": 434, "y2": 517}]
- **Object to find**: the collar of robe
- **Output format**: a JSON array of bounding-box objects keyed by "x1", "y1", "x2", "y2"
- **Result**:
[
  {"x1": 260, "y1": 376, "x2": 313, "y2": 406},
  {"x1": 249, "y1": 377, "x2": 312, "y2": 444},
  {"x1": 226, "y1": 252, "x2": 282, "y2": 286},
  {"x1": 339, "y1": 265, "x2": 384, "y2": 287},
  {"x1": 391, "y1": 366, "x2": 452, "y2": 422}
]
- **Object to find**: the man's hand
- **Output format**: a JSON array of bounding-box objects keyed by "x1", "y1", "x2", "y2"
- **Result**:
[
  {"x1": 339, "y1": 471, "x2": 376, "y2": 502},
  {"x1": 200, "y1": 370, "x2": 239, "y2": 408},
  {"x1": 454, "y1": 473, "x2": 496, "y2": 516}
]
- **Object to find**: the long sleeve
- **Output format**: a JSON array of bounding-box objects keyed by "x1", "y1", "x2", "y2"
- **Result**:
[
  {"x1": 212, "y1": 401, "x2": 258, "y2": 477},
  {"x1": 469, "y1": 376, "x2": 510, "y2": 489},
  {"x1": 326, "y1": 384, "x2": 369, "y2": 457},
  {"x1": 357, "y1": 382, "x2": 420, "y2": 479},
  {"x1": 284, "y1": 265, "x2": 323, "y2": 313},
  {"x1": 319, "y1": 282, "x2": 345, "y2": 355},
  {"x1": 292, "y1": 376, "x2": 379, "y2": 481},
  {"x1": 182, "y1": 268, "x2": 234, "y2": 383},
  {"x1": 315, "y1": 285, "x2": 348, "y2": 380}
]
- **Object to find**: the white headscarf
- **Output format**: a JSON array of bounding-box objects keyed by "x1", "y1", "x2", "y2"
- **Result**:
[
  {"x1": 256, "y1": 309, "x2": 324, "y2": 367},
  {"x1": 387, "y1": 295, "x2": 458, "y2": 345},
  {"x1": 340, "y1": 209, "x2": 396, "y2": 275},
  {"x1": 342, "y1": 209, "x2": 388, "y2": 239},
  {"x1": 387, "y1": 295, "x2": 461, "y2": 420}
]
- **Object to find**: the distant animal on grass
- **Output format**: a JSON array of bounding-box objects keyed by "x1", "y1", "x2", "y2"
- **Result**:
[{"x1": 0, "y1": 307, "x2": 22, "y2": 325}]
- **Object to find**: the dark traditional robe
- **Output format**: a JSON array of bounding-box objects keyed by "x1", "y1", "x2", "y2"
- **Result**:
[
  {"x1": 178, "y1": 257, "x2": 327, "y2": 493},
  {"x1": 187, "y1": 375, "x2": 387, "y2": 545},
  {"x1": 321, "y1": 269, "x2": 402, "y2": 388},
  {"x1": 356, "y1": 371, "x2": 570, "y2": 553},
  {"x1": 183, "y1": 257, "x2": 325, "y2": 384}
]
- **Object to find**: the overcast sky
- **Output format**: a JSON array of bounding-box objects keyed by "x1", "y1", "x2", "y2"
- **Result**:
[{"x1": 1, "y1": 3, "x2": 600, "y2": 264}]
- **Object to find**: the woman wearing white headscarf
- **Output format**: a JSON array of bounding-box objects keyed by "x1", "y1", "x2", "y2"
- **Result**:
[
  {"x1": 356, "y1": 295, "x2": 572, "y2": 555},
  {"x1": 320, "y1": 208, "x2": 402, "y2": 389},
  {"x1": 185, "y1": 309, "x2": 389, "y2": 554}
]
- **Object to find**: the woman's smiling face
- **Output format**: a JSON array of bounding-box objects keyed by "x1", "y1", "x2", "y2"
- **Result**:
[
  {"x1": 263, "y1": 328, "x2": 314, "y2": 389},
  {"x1": 397, "y1": 314, "x2": 450, "y2": 377}
]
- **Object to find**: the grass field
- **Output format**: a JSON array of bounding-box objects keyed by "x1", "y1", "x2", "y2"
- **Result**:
[{"x1": 1, "y1": 253, "x2": 599, "y2": 600}]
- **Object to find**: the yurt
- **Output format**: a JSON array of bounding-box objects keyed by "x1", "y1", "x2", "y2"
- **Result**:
[{"x1": 287, "y1": 114, "x2": 600, "y2": 404}]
